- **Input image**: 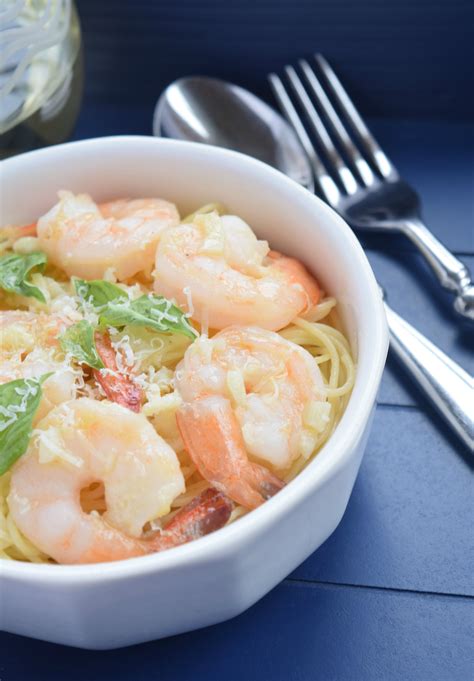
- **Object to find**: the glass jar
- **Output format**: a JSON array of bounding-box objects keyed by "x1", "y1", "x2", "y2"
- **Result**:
[{"x1": 0, "y1": 0, "x2": 83, "y2": 158}]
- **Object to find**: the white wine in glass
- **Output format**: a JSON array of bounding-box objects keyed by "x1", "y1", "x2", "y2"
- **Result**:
[{"x1": 0, "y1": 0, "x2": 83, "y2": 158}]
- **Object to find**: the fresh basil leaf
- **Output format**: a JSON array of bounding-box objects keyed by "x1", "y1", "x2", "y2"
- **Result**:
[
  {"x1": 74, "y1": 278, "x2": 128, "y2": 308},
  {"x1": 0, "y1": 374, "x2": 51, "y2": 475},
  {"x1": 100, "y1": 294, "x2": 197, "y2": 339},
  {"x1": 0, "y1": 252, "x2": 47, "y2": 302},
  {"x1": 59, "y1": 320, "x2": 104, "y2": 370},
  {"x1": 74, "y1": 279, "x2": 196, "y2": 339}
]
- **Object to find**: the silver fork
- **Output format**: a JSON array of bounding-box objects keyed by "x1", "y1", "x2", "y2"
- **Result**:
[{"x1": 269, "y1": 55, "x2": 474, "y2": 322}]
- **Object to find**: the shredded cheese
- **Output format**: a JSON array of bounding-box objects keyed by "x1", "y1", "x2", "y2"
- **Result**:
[
  {"x1": 299, "y1": 429, "x2": 318, "y2": 460},
  {"x1": 103, "y1": 267, "x2": 118, "y2": 283},
  {"x1": 12, "y1": 237, "x2": 40, "y2": 254},
  {"x1": 111, "y1": 335, "x2": 135, "y2": 371},
  {"x1": 226, "y1": 370, "x2": 247, "y2": 407},
  {"x1": 35, "y1": 427, "x2": 83, "y2": 468},
  {"x1": 196, "y1": 212, "x2": 225, "y2": 255},
  {"x1": 303, "y1": 400, "x2": 332, "y2": 433},
  {"x1": 0, "y1": 324, "x2": 35, "y2": 353},
  {"x1": 143, "y1": 392, "x2": 182, "y2": 417},
  {"x1": 0, "y1": 380, "x2": 41, "y2": 432},
  {"x1": 183, "y1": 286, "x2": 194, "y2": 318}
]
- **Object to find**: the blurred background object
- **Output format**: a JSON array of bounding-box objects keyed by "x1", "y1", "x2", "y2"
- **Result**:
[{"x1": 0, "y1": 0, "x2": 83, "y2": 158}]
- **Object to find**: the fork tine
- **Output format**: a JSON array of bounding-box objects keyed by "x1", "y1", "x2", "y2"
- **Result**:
[
  {"x1": 284, "y1": 66, "x2": 358, "y2": 196},
  {"x1": 315, "y1": 54, "x2": 397, "y2": 180},
  {"x1": 298, "y1": 59, "x2": 375, "y2": 188},
  {"x1": 268, "y1": 73, "x2": 341, "y2": 206}
]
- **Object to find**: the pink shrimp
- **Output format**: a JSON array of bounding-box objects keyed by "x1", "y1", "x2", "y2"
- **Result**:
[
  {"x1": 177, "y1": 395, "x2": 286, "y2": 509},
  {"x1": 93, "y1": 332, "x2": 143, "y2": 412},
  {"x1": 37, "y1": 192, "x2": 179, "y2": 280},
  {"x1": 175, "y1": 326, "x2": 328, "y2": 509},
  {"x1": 153, "y1": 212, "x2": 320, "y2": 331},
  {"x1": 8, "y1": 398, "x2": 232, "y2": 564}
]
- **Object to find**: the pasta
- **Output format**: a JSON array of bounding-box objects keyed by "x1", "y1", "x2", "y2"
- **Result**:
[{"x1": 0, "y1": 198, "x2": 355, "y2": 564}]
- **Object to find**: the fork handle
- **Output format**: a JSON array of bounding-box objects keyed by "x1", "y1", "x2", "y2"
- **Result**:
[
  {"x1": 399, "y1": 219, "x2": 474, "y2": 321},
  {"x1": 384, "y1": 302, "x2": 474, "y2": 450}
]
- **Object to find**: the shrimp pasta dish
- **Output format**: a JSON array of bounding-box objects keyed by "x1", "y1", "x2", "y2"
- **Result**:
[{"x1": 0, "y1": 192, "x2": 355, "y2": 565}]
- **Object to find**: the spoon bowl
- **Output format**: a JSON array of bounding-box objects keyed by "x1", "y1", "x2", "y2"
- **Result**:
[{"x1": 154, "y1": 76, "x2": 313, "y2": 191}]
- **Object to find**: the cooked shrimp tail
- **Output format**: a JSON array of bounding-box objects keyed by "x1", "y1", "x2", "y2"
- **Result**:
[
  {"x1": 94, "y1": 332, "x2": 143, "y2": 412},
  {"x1": 267, "y1": 250, "x2": 320, "y2": 309},
  {"x1": 18, "y1": 222, "x2": 37, "y2": 236},
  {"x1": 156, "y1": 487, "x2": 233, "y2": 548},
  {"x1": 177, "y1": 396, "x2": 285, "y2": 509}
]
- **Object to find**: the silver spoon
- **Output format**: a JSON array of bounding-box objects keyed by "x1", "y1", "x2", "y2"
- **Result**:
[
  {"x1": 153, "y1": 76, "x2": 314, "y2": 191},
  {"x1": 154, "y1": 77, "x2": 474, "y2": 450}
]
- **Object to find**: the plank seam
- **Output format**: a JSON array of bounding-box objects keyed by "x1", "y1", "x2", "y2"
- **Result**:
[{"x1": 284, "y1": 577, "x2": 474, "y2": 600}]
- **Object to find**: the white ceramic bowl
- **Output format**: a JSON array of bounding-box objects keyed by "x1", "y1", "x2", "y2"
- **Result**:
[{"x1": 0, "y1": 137, "x2": 388, "y2": 649}]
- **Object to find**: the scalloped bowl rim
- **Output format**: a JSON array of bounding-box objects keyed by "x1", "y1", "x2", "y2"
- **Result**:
[{"x1": 0, "y1": 136, "x2": 389, "y2": 584}]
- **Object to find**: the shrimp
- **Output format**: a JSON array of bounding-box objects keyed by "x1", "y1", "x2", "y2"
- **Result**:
[
  {"x1": 175, "y1": 326, "x2": 327, "y2": 509},
  {"x1": 0, "y1": 222, "x2": 37, "y2": 253},
  {"x1": 37, "y1": 192, "x2": 180, "y2": 281},
  {"x1": 153, "y1": 212, "x2": 320, "y2": 331},
  {"x1": 8, "y1": 398, "x2": 231, "y2": 564},
  {"x1": 0, "y1": 311, "x2": 76, "y2": 421},
  {"x1": 93, "y1": 332, "x2": 143, "y2": 412}
]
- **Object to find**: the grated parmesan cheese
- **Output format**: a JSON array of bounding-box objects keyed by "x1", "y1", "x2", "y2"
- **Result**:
[
  {"x1": 200, "y1": 307, "x2": 209, "y2": 338},
  {"x1": 196, "y1": 212, "x2": 225, "y2": 255},
  {"x1": 111, "y1": 335, "x2": 135, "y2": 371},
  {"x1": 35, "y1": 427, "x2": 83, "y2": 468},
  {"x1": 103, "y1": 267, "x2": 118, "y2": 283},
  {"x1": 183, "y1": 286, "x2": 194, "y2": 318},
  {"x1": 303, "y1": 400, "x2": 331, "y2": 433},
  {"x1": 299, "y1": 429, "x2": 318, "y2": 460},
  {"x1": 0, "y1": 324, "x2": 35, "y2": 353},
  {"x1": 226, "y1": 370, "x2": 247, "y2": 407},
  {"x1": 12, "y1": 236, "x2": 40, "y2": 254},
  {"x1": 142, "y1": 392, "x2": 182, "y2": 417},
  {"x1": 197, "y1": 334, "x2": 213, "y2": 362},
  {"x1": 0, "y1": 379, "x2": 40, "y2": 432}
]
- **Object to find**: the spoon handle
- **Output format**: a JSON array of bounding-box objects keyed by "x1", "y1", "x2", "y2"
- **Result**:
[{"x1": 384, "y1": 301, "x2": 473, "y2": 450}]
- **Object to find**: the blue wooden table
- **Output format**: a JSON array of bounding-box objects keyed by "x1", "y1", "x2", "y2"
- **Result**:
[{"x1": 1, "y1": 2, "x2": 472, "y2": 679}]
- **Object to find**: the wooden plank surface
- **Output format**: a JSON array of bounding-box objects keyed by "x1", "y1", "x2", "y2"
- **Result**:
[
  {"x1": 1, "y1": 582, "x2": 471, "y2": 681},
  {"x1": 292, "y1": 406, "x2": 473, "y2": 595}
]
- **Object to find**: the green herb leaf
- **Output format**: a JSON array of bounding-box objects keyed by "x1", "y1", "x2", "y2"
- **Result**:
[
  {"x1": 59, "y1": 320, "x2": 104, "y2": 369},
  {"x1": 0, "y1": 375, "x2": 51, "y2": 475},
  {"x1": 74, "y1": 278, "x2": 128, "y2": 308},
  {"x1": 0, "y1": 252, "x2": 47, "y2": 302},
  {"x1": 99, "y1": 294, "x2": 197, "y2": 339},
  {"x1": 74, "y1": 279, "x2": 196, "y2": 340}
]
